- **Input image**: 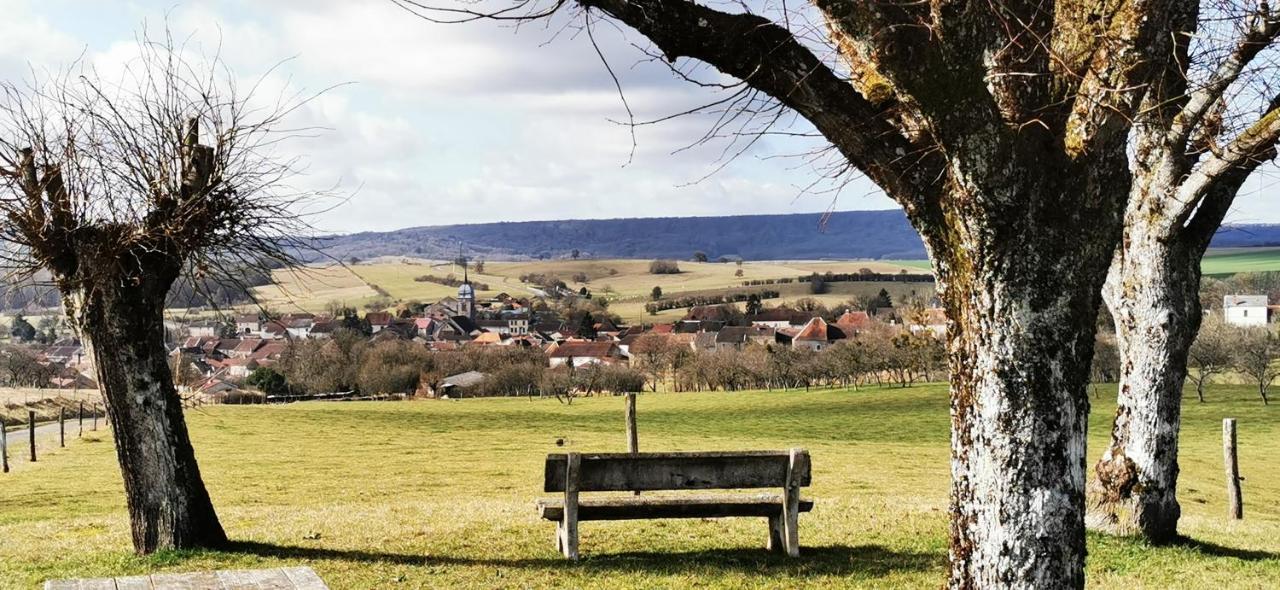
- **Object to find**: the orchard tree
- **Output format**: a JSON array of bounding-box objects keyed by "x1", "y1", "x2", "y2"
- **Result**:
[
  {"x1": 398, "y1": 0, "x2": 1262, "y2": 586},
  {"x1": 1185, "y1": 315, "x2": 1234, "y2": 403},
  {"x1": 0, "y1": 36, "x2": 321, "y2": 553},
  {"x1": 1091, "y1": 2, "x2": 1280, "y2": 542},
  {"x1": 1233, "y1": 326, "x2": 1279, "y2": 405}
]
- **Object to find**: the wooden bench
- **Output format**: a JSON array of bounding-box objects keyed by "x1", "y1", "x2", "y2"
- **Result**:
[{"x1": 537, "y1": 449, "x2": 812, "y2": 560}]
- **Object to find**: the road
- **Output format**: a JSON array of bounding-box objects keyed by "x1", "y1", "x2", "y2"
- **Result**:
[{"x1": 3, "y1": 419, "x2": 103, "y2": 456}]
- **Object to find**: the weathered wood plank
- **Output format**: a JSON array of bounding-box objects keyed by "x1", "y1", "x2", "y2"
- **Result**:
[
  {"x1": 41, "y1": 581, "x2": 80, "y2": 590},
  {"x1": 216, "y1": 568, "x2": 294, "y2": 589},
  {"x1": 280, "y1": 567, "x2": 329, "y2": 590},
  {"x1": 544, "y1": 451, "x2": 811, "y2": 492},
  {"x1": 113, "y1": 575, "x2": 153, "y2": 590},
  {"x1": 562, "y1": 452, "x2": 581, "y2": 560},
  {"x1": 45, "y1": 567, "x2": 328, "y2": 590},
  {"x1": 538, "y1": 495, "x2": 814, "y2": 521},
  {"x1": 148, "y1": 571, "x2": 221, "y2": 590},
  {"x1": 782, "y1": 447, "x2": 807, "y2": 557}
]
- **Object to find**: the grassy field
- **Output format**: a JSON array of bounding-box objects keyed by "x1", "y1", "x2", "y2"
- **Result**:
[
  {"x1": 1202, "y1": 247, "x2": 1280, "y2": 275},
  {"x1": 1, "y1": 385, "x2": 1277, "y2": 589},
  {"x1": 249, "y1": 249, "x2": 1280, "y2": 322},
  {"x1": 255, "y1": 258, "x2": 935, "y2": 321}
]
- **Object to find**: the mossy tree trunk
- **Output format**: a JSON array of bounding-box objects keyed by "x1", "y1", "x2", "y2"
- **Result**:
[
  {"x1": 1089, "y1": 3, "x2": 1280, "y2": 542},
  {"x1": 64, "y1": 246, "x2": 227, "y2": 554}
]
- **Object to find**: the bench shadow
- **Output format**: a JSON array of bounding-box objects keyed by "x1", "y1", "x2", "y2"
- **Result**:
[
  {"x1": 1172, "y1": 536, "x2": 1280, "y2": 561},
  {"x1": 224, "y1": 540, "x2": 940, "y2": 577}
]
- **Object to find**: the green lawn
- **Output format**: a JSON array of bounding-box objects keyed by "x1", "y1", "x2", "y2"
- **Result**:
[
  {"x1": 1201, "y1": 248, "x2": 1280, "y2": 275},
  {"x1": 1, "y1": 385, "x2": 1278, "y2": 589}
]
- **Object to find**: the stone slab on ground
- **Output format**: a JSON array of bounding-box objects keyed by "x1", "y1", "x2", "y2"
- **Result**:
[{"x1": 43, "y1": 566, "x2": 327, "y2": 590}]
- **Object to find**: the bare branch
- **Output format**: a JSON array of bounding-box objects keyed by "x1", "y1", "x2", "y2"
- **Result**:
[{"x1": 1171, "y1": 4, "x2": 1280, "y2": 147}]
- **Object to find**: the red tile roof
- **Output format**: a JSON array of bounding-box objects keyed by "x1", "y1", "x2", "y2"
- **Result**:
[
  {"x1": 547, "y1": 341, "x2": 622, "y2": 358},
  {"x1": 794, "y1": 317, "x2": 830, "y2": 341}
]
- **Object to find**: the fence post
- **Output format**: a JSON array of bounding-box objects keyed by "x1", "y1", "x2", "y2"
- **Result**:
[
  {"x1": 92, "y1": 406, "x2": 98, "y2": 432},
  {"x1": 1224, "y1": 418, "x2": 1243, "y2": 520},
  {"x1": 59, "y1": 408, "x2": 65, "y2": 448},
  {"x1": 1, "y1": 416, "x2": 8, "y2": 473},
  {"x1": 28, "y1": 410, "x2": 36, "y2": 462},
  {"x1": 625, "y1": 392, "x2": 639, "y2": 496},
  {"x1": 625, "y1": 393, "x2": 638, "y2": 454},
  {"x1": 78, "y1": 402, "x2": 84, "y2": 438}
]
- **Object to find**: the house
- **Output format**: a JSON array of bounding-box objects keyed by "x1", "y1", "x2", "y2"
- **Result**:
[
  {"x1": 834, "y1": 311, "x2": 874, "y2": 335},
  {"x1": 693, "y1": 331, "x2": 718, "y2": 353},
  {"x1": 468, "y1": 331, "x2": 504, "y2": 346},
  {"x1": 747, "y1": 308, "x2": 815, "y2": 328},
  {"x1": 792, "y1": 317, "x2": 847, "y2": 351},
  {"x1": 436, "y1": 370, "x2": 487, "y2": 398},
  {"x1": 547, "y1": 341, "x2": 625, "y2": 368},
  {"x1": 413, "y1": 317, "x2": 437, "y2": 338},
  {"x1": 1224, "y1": 295, "x2": 1269, "y2": 327},
  {"x1": 187, "y1": 321, "x2": 220, "y2": 338},
  {"x1": 308, "y1": 320, "x2": 336, "y2": 339},
  {"x1": 365, "y1": 312, "x2": 393, "y2": 334},
  {"x1": 231, "y1": 339, "x2": 265, "y2": 358},
  {"x1": 715, "y1": 325, "x2": 776, "y2": 350},
  {"x1": 285, "y1": 317, "x2": 314, "y2": 339},
  {"x1": 235, "y1": 314, "x2": 261, "y2": 335}
]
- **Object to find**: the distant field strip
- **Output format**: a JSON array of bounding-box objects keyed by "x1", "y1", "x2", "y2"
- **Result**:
[
  {"x1": 1202, "y1": 248, "x2": 1280, "y2": 275},
  {"x1": 252, "y1": 265, "x2": 380, "y2": 312}
]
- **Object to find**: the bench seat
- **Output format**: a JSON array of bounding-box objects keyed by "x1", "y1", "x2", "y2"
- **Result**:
[{"x1": 538, "y1": 494, "x2": 815, "y2": 521}]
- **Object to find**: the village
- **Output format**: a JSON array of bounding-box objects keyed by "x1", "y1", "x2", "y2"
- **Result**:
[{"x1": 9, "y1": 261, "x2": 1279, "y2": 406}]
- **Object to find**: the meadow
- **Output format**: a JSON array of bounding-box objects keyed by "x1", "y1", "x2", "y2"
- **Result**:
[
  {"x1": 1201, "y1": 247, "x2": 1280, "y2": 276},
  {"x1": 1, "y1": 384, "x2": 1277, "y2": 589},
  {"x1": 253, "y1": 258, "x2": 935, "y2": 321},
  {"x1": 242, "y1": 249, "x2": 1280, "y2": 322}
]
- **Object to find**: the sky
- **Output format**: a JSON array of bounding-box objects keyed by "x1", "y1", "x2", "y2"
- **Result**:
[{"x1": 0, "y1": 0, "x2": 1276, "y2": 234}]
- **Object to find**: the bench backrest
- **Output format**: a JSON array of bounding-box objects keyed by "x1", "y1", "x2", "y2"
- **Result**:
[{"x1": 543, "y1": 450, "x2": 811, "y2": 492}]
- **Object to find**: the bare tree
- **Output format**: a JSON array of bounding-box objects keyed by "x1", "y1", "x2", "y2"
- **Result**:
[
  {"x1": 1185, "y1": 314, "x2": 1235, "y2": 403},
  {"x1": 1233, "y1": 326, "x2": 1279, "y2": 405},
  {"x1": 0, "y1": 33, "x2": 322, "y2": 553},
  {"x1": 1091, "y1": 2, "x2": 1280, "y2": 542},
  {"x1": 395, "y1": 0, "x2": 1280, "y2": 585}
]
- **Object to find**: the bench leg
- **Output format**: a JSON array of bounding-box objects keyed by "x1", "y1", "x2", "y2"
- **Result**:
[
  {"x1": 555, "y1": 521, "x2": 564, "y2": 553},
  {"x1": 562, "y1": 515, "x2": 579, "y2": 560},
  {"x1": 766, "y1": 515, "x2": 784, "y2": 552},
  {"x1": 782, "y1": 508, "x2": 800, "y2": 557},
  {"x1": 563, "y1": 453, "x2": 581, "y2": 560}
]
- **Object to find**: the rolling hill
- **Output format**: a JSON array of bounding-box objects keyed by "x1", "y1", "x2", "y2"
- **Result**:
[{"x1": 310, "y1": 210, "x2": 1280, "y2": 263}]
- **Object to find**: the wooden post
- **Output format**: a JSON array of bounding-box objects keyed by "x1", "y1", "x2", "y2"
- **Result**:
[
  {"x1": 782, "y1": 448, "x2": 806, "y2": 557},
  {"x1": 28, "y1": 410, "x2": 36, "y2": 462},
  {"x1": 59, "y1": 407, "x2": 65, "y2": 448},
  {"x1": 562, "y1": 452, "x2": 581, "y2": 560},
  {"x1": 92, "y1": 405, "x2": 98, "y2": 432},
  {"x1": 1, "y1": 416, "x2": 9, "y2": 473},
  {"x1": 1224, "y1": 418, "x2": 1243, "y2": 520},
  {"x1": 78, "y1": 402, "x2": 84, "y2": 438},
  {"x1": 625, "y1": 393, "x2": 639, "y2": 496},
  {"x1": 625, "y1": 393, "x2": 638, "y2": 454}
]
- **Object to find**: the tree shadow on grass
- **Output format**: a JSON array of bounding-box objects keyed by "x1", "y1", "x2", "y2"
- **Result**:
[
  {"x1": 224, "y1": 540, "x2": 941, "y2": 578},
  {"x1": 1172, "y1": 537, "x2": 1280, "y2": 562}
]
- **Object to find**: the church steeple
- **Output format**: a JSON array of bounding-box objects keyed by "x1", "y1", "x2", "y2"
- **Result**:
[{"x1": 457, "y1": 242, "x2": 475, "y2": 321}]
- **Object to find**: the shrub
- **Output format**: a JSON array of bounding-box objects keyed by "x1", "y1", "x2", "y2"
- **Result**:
[{"x1": 649, "y1": 260, "x2": 681, "y2": 274}]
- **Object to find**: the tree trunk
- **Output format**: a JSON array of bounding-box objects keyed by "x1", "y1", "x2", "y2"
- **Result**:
[
  {"x1": 933, "y1": 180, "x2": 1119, "y2": 589},
  {"x1": 1088, "y1": 231, "x2": 1200, "y2": 542},
  {"x1": 68, "y1": 276, "x2": 227, "y2": 554}
]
